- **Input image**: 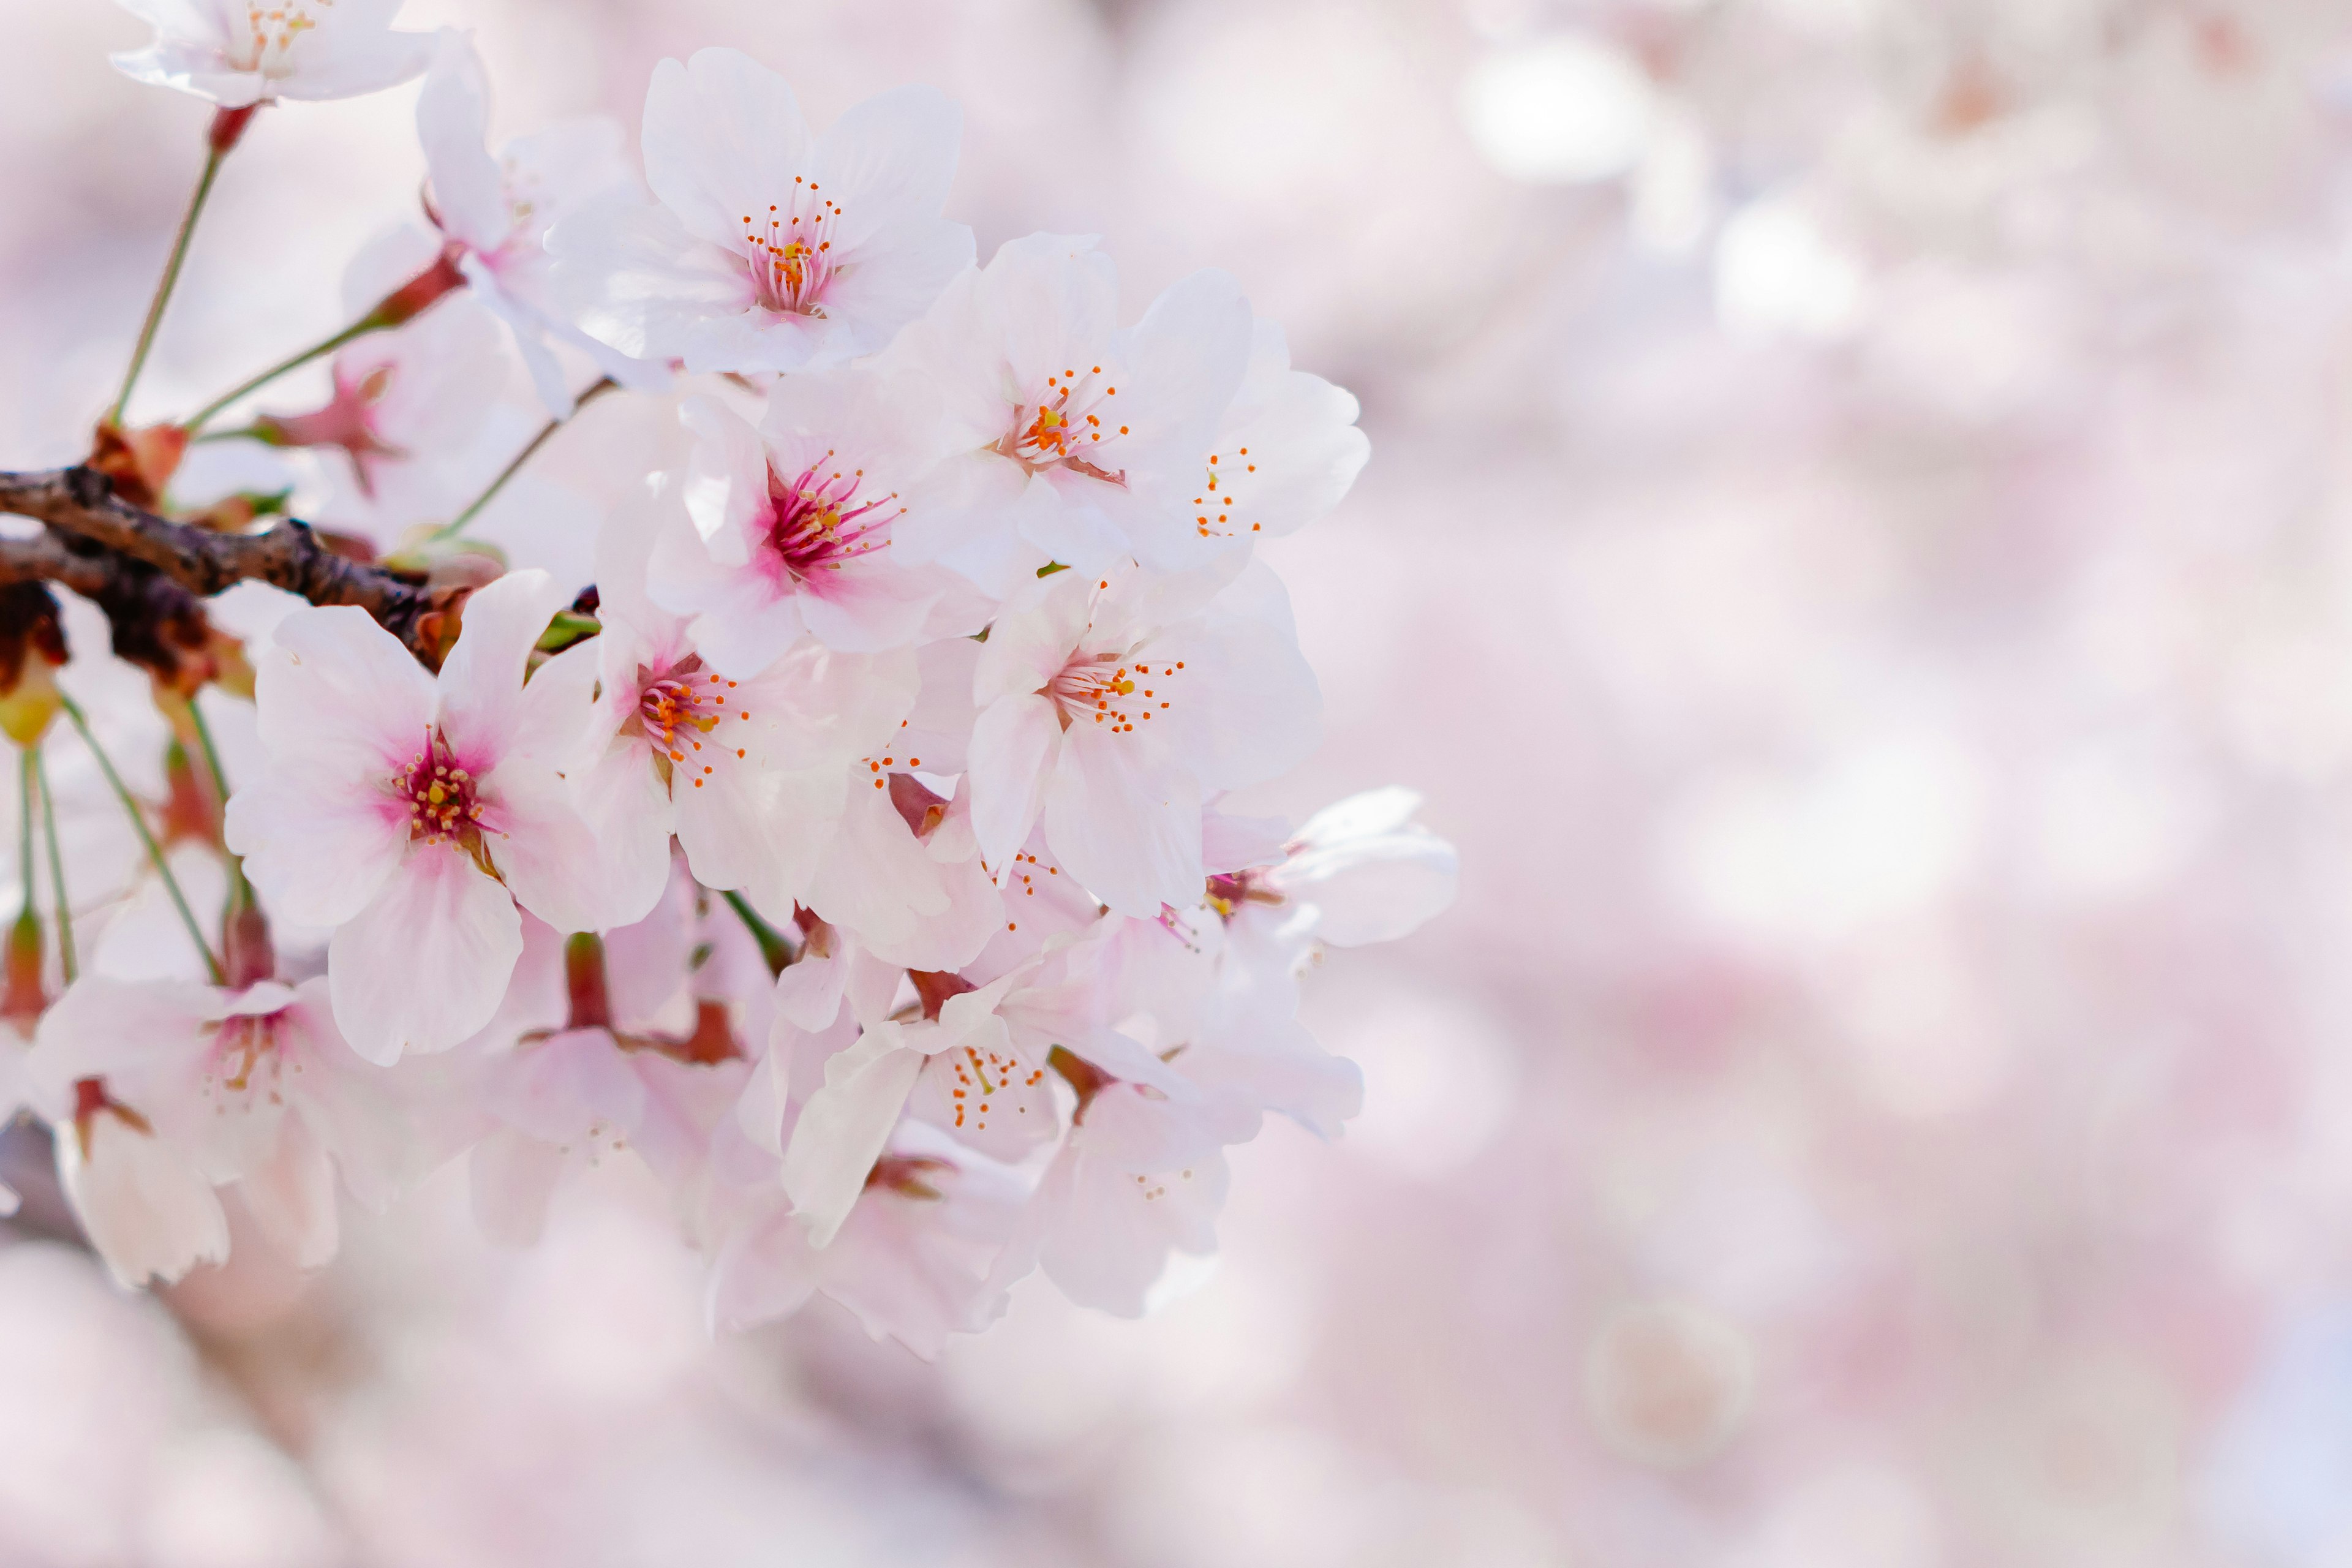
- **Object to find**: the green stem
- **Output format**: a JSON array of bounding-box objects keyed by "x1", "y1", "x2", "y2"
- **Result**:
[
  {"x1": 110, "y1": 144, "x2": 229, "y2": 428},
  {"x1": 431, "y1": 377, "x2": 619, "y2": 541},
  {"x1": 183, "y1": 699, "x2": 257, "y2": 930},
  {"x1": 36, "y1": 753, "x2": 75, "y2": 986},
  {"x1": 57, "y1": 695, "x2": 222, "y2": 984},
  {"x1": 721, "y1": 890, "x2": 793, "y2": 978},
  {"x1": 15, "y1": 750, "x2": 32, "y2": 926},
  {"x1": 183, "y1": 316, "x2": 380, "y2": 436}
]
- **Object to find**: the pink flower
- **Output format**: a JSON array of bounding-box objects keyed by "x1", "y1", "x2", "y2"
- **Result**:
[
  {"x1": 647, "y1": 378, "x2": 949, "y2": 671},
  {"x1": 548, "y1": 47, "x2": 971, "y2": 375},
  {"x1": 113, "y1": 0, "x2": 432, "y2": 107},
  {"x1": 416, "y1": 29, "x2": 666, "y2": 415},
  {"x1": 967, "y1": 562, "x2": 1321, "y2": 916},
  {"x1": 223, "y1": 571, "x2": 619, "y2": 1063},
  {"x1": 28, "y1": 976, "x2": 443, "y2": 1275},
  {"x1": 562, "y1": 479, "x2": 923, "y2": 921},
  {"x1": 887, "y1": 234, "x2": 1257, "y2": 587}
]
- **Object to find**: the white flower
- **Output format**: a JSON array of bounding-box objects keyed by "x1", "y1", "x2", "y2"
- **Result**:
[
  {"x1": 224, "y1": 571, "x2": 622, "y2": 1063},
  {"x1": 113, "y1": 0, "x2": 432, "y2": 107},
  {"x1": 549, "y1": 47, "x2": 972, "y2": 375},
  {"x1": 29, "y1": 976, "x2": 441, "y2": 1271},
  {"x1": 560, "y1": 477, "x2": 921, "y2": 922},
  {"x1": 968, "y1": 562, "x2": 1321, "y2": 916},
  {"x1": 886, "y1": 234, "x2": 1258, "y2": 587},
  {"x1": 53, "y1": 1078, "x2": 228, "y2": 1290},
  {"x1": 417, "y1": 29, "x2": 666, "y2": 414}
]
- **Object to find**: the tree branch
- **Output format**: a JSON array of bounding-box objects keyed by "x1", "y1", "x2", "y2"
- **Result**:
[{"x1": 0, "y1": 466, "x2": 447, "y2": 660}]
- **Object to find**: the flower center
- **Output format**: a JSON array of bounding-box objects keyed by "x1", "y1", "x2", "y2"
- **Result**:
[
  {"x1": 737, "y1": 178, "x2": 840, "y2": 315},
  {"x1": 208, "y1": 1012, "x2": 284, "y2": 1095},
  {"x1": 766, "y1": 456, "x2": 897, "y2": 582},
  {"x1": 1045, "y1": 645, "x2": 1183, "y2": 734},
  {"x1": 628, "y1": 657, "x2": 749, "y2": 793},
  {"x1": 997, "y1": 366, "x2": 1129, "y2": 483},
  {"x1": 236, "y1": 1, "x2": 328, "y2": 75},
  {"x1": 395, "y1": 728, "x2": 488, "y2": 851},
  {"x1": 1190, "y1": 445, "x2": 1263, "y2": 540}
]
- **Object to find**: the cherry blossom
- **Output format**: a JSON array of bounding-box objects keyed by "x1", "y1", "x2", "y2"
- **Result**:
[
  {"x1": 564, "y1": 478, "x2": 921, "y2": 921},
  {"x1": 223, "y1": 571, "x2": 620, "y2": 1064},
  {"x1": 967, "y1": 562, "x2": 1321, "y2": 916},
  {"x1": 887, "y1": 233, "x2": 1257, "y2": 586},
  {"x1": 644, "y1": 378, "x2": 956, "y2": 674},
  {"x1": 113, "y1": 0, "x2": 433, "y2": 107},
  {"x1": 549, "y1": 47, "x2": 971, "y2": 375},
  {"x1": 28, "y1": 975, "x2": 436, "y2": 1271},
  {"x1": 416, "y1": 29, "x2": 665, "y2": 415}
]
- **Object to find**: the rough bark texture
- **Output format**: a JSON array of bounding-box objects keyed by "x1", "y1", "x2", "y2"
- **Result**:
[{"x1": 0, "y1": 466, "x2": 448, "y2": 662}]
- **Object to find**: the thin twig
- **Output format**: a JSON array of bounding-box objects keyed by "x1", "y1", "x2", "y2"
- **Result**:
[
  {"x1": 432, "y1": 376, "x2": 619, "y2": 541},
  {"x1": 36, "y1": 752, "x2": 74, "y2": 986},
  {"x1": 111, "y1": 143, "x2": 230, "y2": 427},
  {"x1": 57, "y1": 693, "x2": 222, "y2": 984}
]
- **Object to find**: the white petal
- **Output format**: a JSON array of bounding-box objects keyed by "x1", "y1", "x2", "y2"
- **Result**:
[{"x1": 329, "y1": 848, "x2": 523, "y2": 1063}]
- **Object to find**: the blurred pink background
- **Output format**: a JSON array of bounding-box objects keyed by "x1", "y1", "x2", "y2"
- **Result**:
[{"x1": 10, "y1": 0, "x2": 2352, "y2": 1562}]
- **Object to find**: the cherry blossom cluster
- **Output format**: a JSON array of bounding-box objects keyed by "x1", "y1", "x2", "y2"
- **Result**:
[{"x1": 0, "y1": 4, "x2": 1454, "y2": 1352}]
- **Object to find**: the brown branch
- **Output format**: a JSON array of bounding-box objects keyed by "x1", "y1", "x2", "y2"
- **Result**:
[{"x1": 0, "y1": 466, "x2": 447, "y2": 660}]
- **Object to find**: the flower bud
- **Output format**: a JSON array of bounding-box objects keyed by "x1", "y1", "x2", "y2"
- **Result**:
[{"x1": 0, "y1": 583, "x2": 69, "y2": 747}]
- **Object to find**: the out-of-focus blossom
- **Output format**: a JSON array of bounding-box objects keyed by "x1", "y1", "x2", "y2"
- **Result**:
[{"x1": 111, "y1": 0, "x2": 432, "y2": 107}]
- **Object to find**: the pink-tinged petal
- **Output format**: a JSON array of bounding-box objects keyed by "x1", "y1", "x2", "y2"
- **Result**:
[
  {"x1": 793, "y1": 562, "x2": 941, "y2": 654},
  {"x1": 58, "y1": 1115, "x2": 230, "y2": 1291},
  {"x1": 641, "y1": 49, "x2": 810, "y2": 250},
  {"x1": 1279, "y1": 834, "x2": 1460, "y2": 947},
  {"x1": 568, "y1": 745, "x2": 677, "y2": 930},
  {"x1": 254, "y1": 605, "x2": 435, "y2": 774},
  {"x1": 815, "y1": 216, "x2": 977, "y2": 359},
  {"x1": 1112, "y1": 268, "x2": 1256, "y2": 464},
  {"x1": 1147, "y1": 608, "x2": 1322, "y2": 792},
  {"x1": 417, "y1": 30, "x2": 508, "y2": 252},
  {"x1": 1202, "y1": 805, "x2": 1289, "y2": 873},
  {"x1": 485, "y1": 762, "x2": 646, "y2": 933},
  {"x1": 773, "y1": 948, "x2": 850, "y2": 1033},
  {"x1": 236, "y1": 1112, "x2": 341, "y2": 1269},
  {"x1": 781, "y1": 1025, "x2": 925, "y2": 1248},
  {"x1": 470, "y1": 1127, "x2": 564, "y2": 1247},
  {"x1": 810, "y1": 85, "x2": 962, "y2": 249},
  {"x1": 671, "y1": 747, "x2": 780, "y2": 893},
  {"x1": 437, "y1": 570, "x2": 570, "y2": 765},
  {"x1": 510, "y1": 636, "x2": 605, "y2": 772},
  {"x1": 968, "y1": 695, "x2": 1061, "y2": 867},
  {"x1": 546, "y1": 196, "x2": 759, "y2": 363},
  {"x1": 973, "y1": 570, "x2": 1092, "y2": 704},
  {"x1": 679, "y1": 394, "x2": 771, "y2": 565},
  {"x1": 491, "y1": 1028, "x2": 649, "y2": 1147},
  {"x1": 329, "y1": 847, "x2": 523, "y2": 1063},
  {"x1": 1039, "y1": 1147, "x2": 1229, "y2": 1317},
  {"x1": 1295, "y1": 786, "x2": 1423, "y2": 846},
  {"x1": 1043, "y1": 729, "x2": 1203, "y2": 917},
  {"x1": 989, "y1": 234, "x2": 1121, "y2": 395},
  {"x1": 224, "y1": 763, "x2": 408, "y2": 929}
]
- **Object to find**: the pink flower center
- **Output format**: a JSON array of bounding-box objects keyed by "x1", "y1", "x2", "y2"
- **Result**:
[
  {"x1": 998, "y1": 366, "x2": 1128, "y2": 484},
  {"x1": 1045, "y1": 646, "x2": 1183, "y2": 735},
  {"x1": 766, "y1": 457, "x2": 897, "y2": 582},
  {"x1": 737, "y1": 178, "x2": 841, "y2": 315},
  {"x1": 628, "y1": 656, "x2": 750, "y2": 793},
  {"x1": 208, "y1": 1011, "x2": 285, "y2": 1095},
  {"x1": 395, "y1": 728, "x2": 488, "y2": 848}
]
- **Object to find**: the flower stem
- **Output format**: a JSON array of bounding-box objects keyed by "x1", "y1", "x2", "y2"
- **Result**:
[
  {"x1": 36, "y1": 752, "x2": 75, "y2": 986},
  {"x1": 720, "y1": 889, "x2": 793, "y2": 978},
  {"x1": 181, "y1": 317, "x2": 379, "y2": 436},
  {"x1": 109, "y1": 119, "x2": 242, "y2": 428},
  {"x1": 431, "y1": 377, "x2": 619, "y2": 541},
  {"x1": 15, "y1": 749, "x2": 32, "y2": 926},
  {"x1": 56, "y1": 694, "x2": 222, "y2": 984}
]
